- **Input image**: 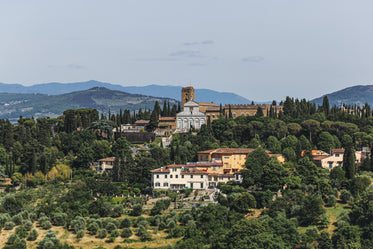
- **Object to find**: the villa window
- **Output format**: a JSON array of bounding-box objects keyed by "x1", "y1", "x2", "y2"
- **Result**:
[
  {"x1": 181, "y1": 175, "x2": 184, "y2": 179},
  {"x1": 200, "y1": 183, "x2": 203, "y2": 188},
  {"x1": 191, "y1": 175, "x2": 193, "y2": 179},
  {"x1": 163, "y1": 182, "x2": 168, "y2": 187},
  {"x1": 201, "y1": 175, "x2": 203, "y2": 178},
  {"x1": 165, "y1": 175, "x2": 167, "y2": 179},
  {"x1": 156, "y1": 175, "x2": 159, "y2": 179}
]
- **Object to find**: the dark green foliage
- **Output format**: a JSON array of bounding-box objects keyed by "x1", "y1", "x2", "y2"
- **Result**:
[
  {"x1": 298, "y1": 194, "x2": 325, "y2": 226},
  {"x1": 120, "y1": 217, "x2": 131, "y2": 228},
  {"x1": 231, "y1": 192, "x2": 257, "y2": 213},
  {"x1": 150, "y1": 199, "x2": 171, "y2": 216},
  {"x1": 343, "y1": 145, "x2": 356, "y2": 179},
  {"x1": 15, "y1": 226, "x2": 28, "y2": 239},
  {"x1": 27, "y1": 229, "x2": 38, "y2": 241},
  {"x1": 96, "y1": 228, "x2": 108, "y2": 239},
  {"x1": 52, "y1": 213, "x2": 67, "y2": 226},
  {"x1": 131, "y1": 204, "x2": 143, "y2": 216},
  {"x1": 4, "y1": 221, "x2": 15, "y2": 230},
  {"x1": 121, "y1": 227, "x2": 133, "y2": 238},
  {"x1": 38, "y1": 229, "x2": 61, "y2": 249}
]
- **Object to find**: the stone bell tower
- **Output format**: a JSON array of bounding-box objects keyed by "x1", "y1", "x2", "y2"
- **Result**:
[{"x1": 181, "y1": 86, "x2": 195, "y2": 110}]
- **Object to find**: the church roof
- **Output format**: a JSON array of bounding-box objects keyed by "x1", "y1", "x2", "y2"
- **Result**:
[{"x1": 183, "y1": 100, "x2": 199, "y2": 107}]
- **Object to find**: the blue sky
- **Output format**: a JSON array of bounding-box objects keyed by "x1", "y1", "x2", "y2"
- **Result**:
[{"x1": 1, "y1": 0, "x2": 372, "y2": 101}]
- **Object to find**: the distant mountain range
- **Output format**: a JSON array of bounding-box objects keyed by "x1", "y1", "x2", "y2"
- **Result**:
[
  {"x1": 311, "y1": 85, "x2": 373, "y2": 107},
  {"x1": 0, "y1": 80, "x2": 251, "y2": 105},
  {"x1": 0, "y1": 87, "x2": 178, "y2": 121}
]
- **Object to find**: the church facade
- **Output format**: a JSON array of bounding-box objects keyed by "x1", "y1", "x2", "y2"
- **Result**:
[{"x1": 176, "y1": 100, "x2": 206, "y2": 130}]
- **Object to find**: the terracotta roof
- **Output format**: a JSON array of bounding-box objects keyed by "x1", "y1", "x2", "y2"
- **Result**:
[
  {"x1": 198, "y1": 102, "x2": 219, "y2": 106},
  {"x1": 159, "y1": 117, "x2": 176, "y2": 121},
  {"x1": 181, "y1": 169, "x2": 208, "y2": 175},
  {"x1": 332, "y1": 148, "x2": 345, "y2": 153},
  {"x1": 185, "y1": 162, "x2": 223, "y2": 167},
  {"x1": 150, "y1": 167, "x2": 170, "y2": 173},
  {"x1": 205, "y1": 108, "x2": 221, "y2": 112},
  {"x1": 301, "y1": 150, "x2": 330, "y2": 157},
  {"x1": 135, "y1": 120, "x2": 150, "y2": 124},
  {"x1": 98, "y1": 157, "x2": 116, "y2": 162},
  {"x1": 198, "y1": 148, "x2": 272, "y2": 154}
]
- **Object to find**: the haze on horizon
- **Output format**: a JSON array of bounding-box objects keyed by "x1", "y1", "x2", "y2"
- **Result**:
[{"x1": 1, "y1": 0, "x2": 372, "y2": 102}]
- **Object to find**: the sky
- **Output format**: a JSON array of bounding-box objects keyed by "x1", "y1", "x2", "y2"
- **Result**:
[{"x1": 1, "y1": 0, "x2": 372, "y2": 102}]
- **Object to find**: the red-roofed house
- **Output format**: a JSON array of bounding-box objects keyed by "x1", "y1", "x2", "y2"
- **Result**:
[{"x1": 151, "y1": 161, "x2": 241, "y2": 190}]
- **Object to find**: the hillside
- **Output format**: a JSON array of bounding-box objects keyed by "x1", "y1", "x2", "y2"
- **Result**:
[
  {"x1": 0, "y1": 80, "x2": 251, "y2": 105},
  {"x1": 0, "y1": 87, "x2": 178, "y2": 121},
  {"x1": 311, "y1": 85, "x2": 373, "y2": 107}
]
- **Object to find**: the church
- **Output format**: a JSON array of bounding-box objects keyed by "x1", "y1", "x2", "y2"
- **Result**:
[{"x1": 176, "y1": 87, "x2": 206, "y2": 130}]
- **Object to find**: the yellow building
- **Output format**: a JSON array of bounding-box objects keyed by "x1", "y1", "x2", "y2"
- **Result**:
[{"x1": 198, "y1": 148, "x2": 285, "y2": 174}]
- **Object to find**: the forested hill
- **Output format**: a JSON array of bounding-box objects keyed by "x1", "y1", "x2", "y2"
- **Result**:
[
  {"x1": 311, "y1": 85, "x2": 373, "y2": 107},
  {"x1": 0, "y1": 80, "x2": 251, "y2": 105},
  {"x1": 0, "y1": 87, "x2": 178, "y2": 120}
]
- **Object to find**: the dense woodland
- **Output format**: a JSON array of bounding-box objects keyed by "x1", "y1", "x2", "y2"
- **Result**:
[{"x1": 0, "y1": 96, "x2": 373, "y2": 248}]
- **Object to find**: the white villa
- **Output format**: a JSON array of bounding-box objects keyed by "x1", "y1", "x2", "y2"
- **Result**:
[
  {"x1": 176, "y1": 100, "x2": 206, "y2": 131},
  {"x1": 150, "y1": 162, "x2": 242, "y2": 190}
]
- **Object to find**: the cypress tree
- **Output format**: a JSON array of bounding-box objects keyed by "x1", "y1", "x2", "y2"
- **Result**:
[{"x1": 343, "y1": 145, "x2": 356, "y2": 179}]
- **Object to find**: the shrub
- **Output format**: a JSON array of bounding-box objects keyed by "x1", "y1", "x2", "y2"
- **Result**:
[
  {"x1": 77, "y1": 229, "x2": 85, "y2": 239},
  {"x1": 7, "y1": 234, "x2": 20, "y2": 244},
  {"x1": 0, "y1": 213, "x2": 11, "y2": 226},
  {"x1": 326, "y1": 195, "x2": 337, "y2": 207},
  {"x1": 41, "y1": 220, "x2": 52, "y2": 230},
  {"x1": 150, "y1": 199, "x2": 171, "y2": 216},
  {"x1": 87, "y1": 222, "x2": 99, "y2": 235},
  {"x1": 106, "y1": 222, "x2": 117, "y2": 233},
  {"x1": 167, "y1": 226, "x2": 185, "y2": 238},
  {"x1": 108, "y1": 229, "x2": 119, "y2": 242},
  {"x1": 38, "y1": 216, "x2": 51, "y2": 229},
  {"x1": 71, "y1": 216, "x2": 86, "y2": 233},
  {"x1": 137, "y1": 225, "x2": 151, "y2": 241},
  {"x1": 22, "y1": 219, "x2": 33, "y2": 231},
  {"x1": 38, "y1": 230, "x2": 60, "y2": 249},
  {"x1": 121, "y1": 228, "x2": 133, "y2": 238},
  {"x1": 112, "y1": 205, "x2": 124, "y2": 218},
  {"x1": 15, "y1": 226, "x2": 28, "y2": 239},
  {"x1": 131, "y1": 204, "x2": 142, "y2": 216},
  {"x1": 52, "y1": 213, "x2": 67, "y2": 226},
  {"x1": 120, "y1": 217, "x2": 131, "y2": 228},
  {"x1": 4, "y1": 221, "x2": 15, "y2": 230},
  {"x1": 340, "y1": 189, "x2": 353, "y2": 203},
  {"x1": 27, "y1": 229, "x2": 38, "y2": 241},
  {"x1": 134, "y1": 216, "x2": 146, "y2": 227},
  {"x1": 12, "y1": 213, "x2": 23, "y2": 225},
  {"x1": 97, "y1": 228, "x2": 108, "y2": 239}
]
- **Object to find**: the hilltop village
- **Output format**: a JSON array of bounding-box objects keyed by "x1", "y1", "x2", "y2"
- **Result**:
[{"x1": 0, "y1": 87, "x2": 372, "y2": 248}]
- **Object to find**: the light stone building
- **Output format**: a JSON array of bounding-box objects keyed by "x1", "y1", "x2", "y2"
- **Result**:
[
  {"x1": 150, "y1": 162, "x2": 241, "y2": 190},
  {"x1": 176, "y1": 100, "x2": 206, "y2": 130}
]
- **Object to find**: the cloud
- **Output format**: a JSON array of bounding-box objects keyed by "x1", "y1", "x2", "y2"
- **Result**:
[
  {"x1": 169, "y1": 50, "x2": 202, "y2": 58},
  {"x1": 184, "y1": 40, "x2": 214, "y2": 46},
  {"x1": 133, "y1": 57, "x2": 181, "y2": 62},
  {"x1": 67, "y1": 64, "x2": 85, "y2": 69},
  {"x1": 48, "y1": 64, "x2": 86, "y2": 69},
  {"x1": 241, "y1": 56, "x2": 264, "y2": 63},
  {"x1": 188, "y1": 63, "x2": 207, "y2": 67}
]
